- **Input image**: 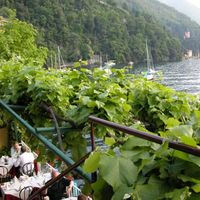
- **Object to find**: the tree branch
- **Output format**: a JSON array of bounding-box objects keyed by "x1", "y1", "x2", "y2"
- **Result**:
[{"x1": 40, "y1": 102, "x2": 65, "y2": 152}]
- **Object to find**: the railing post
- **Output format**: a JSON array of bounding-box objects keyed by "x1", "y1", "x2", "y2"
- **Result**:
[
  {"x1": 90, "y1": 121, "x2": 97, "y2": 182},
  {"x1": 90, "y1": 121, "x2": 96, "y2": 151}
]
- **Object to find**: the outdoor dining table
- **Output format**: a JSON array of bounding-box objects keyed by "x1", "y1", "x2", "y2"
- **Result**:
[
  {"x1": 0, "y1": 155, "x2": 39, "y2": 179},
  {"x1": 0, "y1": 156, "x2": 21, "y2": 179},
  {"x1": 0, "y1": 172, "x2": 51, "y2": 200},
  {"x1": 0, "y1": 156, "x2": 16, "y2": 174}
]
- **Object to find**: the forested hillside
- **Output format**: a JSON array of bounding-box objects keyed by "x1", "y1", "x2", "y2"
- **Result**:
[
  {"x1": 112, "y1": 0, "x2": 200, "y2": 56},
  {"x1": 0, "y1": 0, "x2": 182, "y2": 64}
]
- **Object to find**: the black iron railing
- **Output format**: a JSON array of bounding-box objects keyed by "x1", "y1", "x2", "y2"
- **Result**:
[{"x1": 89, "y1": 116, "x2": 200, "y2": 157}]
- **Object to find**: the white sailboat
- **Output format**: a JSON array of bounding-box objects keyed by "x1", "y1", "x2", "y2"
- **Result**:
[
  {"x1": 99, "y1": 60, "x2": 115, "y2": 75},
  {"x1": 143, "y1": 39, "x2": 156, "y2": 80},
  {"x1": 100, "y1": 60, "x2": 116, "y2": 69}
]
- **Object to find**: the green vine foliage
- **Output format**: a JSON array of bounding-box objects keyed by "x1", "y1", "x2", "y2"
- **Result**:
[
  {"x1": 1, "y1": 63, "x2": 200, "y2": 199},
  {"x1": 0, "y1": 16, "x2": 48, "y2": 66}
]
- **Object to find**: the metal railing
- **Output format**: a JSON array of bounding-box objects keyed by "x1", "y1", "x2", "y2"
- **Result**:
[
  {"x1": 0, "y1": 100, "x2": 90, "y2": 181},
  {"x1": 89, "y1": 116, "x2": 200, "y2": 157}
]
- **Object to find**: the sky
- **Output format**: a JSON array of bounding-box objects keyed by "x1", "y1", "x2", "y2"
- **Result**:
[
  {"x1": 187, "y1": 0, "x2": 200, "y2": 8},
  {"x1": 158, "y1": 0, "x2": 200, "y2": 24}
]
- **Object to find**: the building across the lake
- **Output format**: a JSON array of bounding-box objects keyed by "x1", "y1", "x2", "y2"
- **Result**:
[{"x1": 184, "y1": 50, "x2": 193, "y2": 59}]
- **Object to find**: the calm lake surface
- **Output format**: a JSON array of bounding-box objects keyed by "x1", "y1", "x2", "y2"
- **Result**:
[{"x1": 133, "y1": 58, "x2": 200, "y2": 94}]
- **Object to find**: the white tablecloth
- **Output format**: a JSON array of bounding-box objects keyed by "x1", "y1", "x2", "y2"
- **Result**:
[
  {"x1": 1, "y1": 173, "x2": 51, "y2": 198},
  {"x1": 0, "y1": 156, "x2": 16, "y2": 175}
]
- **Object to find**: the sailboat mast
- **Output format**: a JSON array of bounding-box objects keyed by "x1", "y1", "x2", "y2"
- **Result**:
[
  {"x1": 146, "y1": 39, "x2": 150, "y2": 71},
  {"x1": 58, "y1": 46, "x2": 61, "y2": 69}
]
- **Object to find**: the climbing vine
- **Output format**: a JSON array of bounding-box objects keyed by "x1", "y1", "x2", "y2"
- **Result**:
[{"x1": 0, "y1": 63, "x2": 200, "y2": 199}]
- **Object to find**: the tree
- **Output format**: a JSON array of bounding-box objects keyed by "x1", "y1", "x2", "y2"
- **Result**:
[
  {"x1": 0, "y1": 7, "x2": 16, "y2": 19},
  {"x1": 0, "y1": 14, "x2": 48, "y2": 66}
]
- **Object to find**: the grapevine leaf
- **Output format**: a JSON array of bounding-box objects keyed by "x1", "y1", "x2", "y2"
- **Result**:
[
  {"x1": 92, "y1": 176, "x2": 113, "y2": 200},
  {"x1": 173, "y1": 151, "x2": 200, "y2": 167},
  {"x1": 122, "y1": 137, "x2": 151, "y2": 150},
  {"x1": 177, "y1": 174, "x2": 200, "y2": 184},
  {"x1": 135, "y1": 176, "x2": 167, "y2": 200},
  {"x1": 99, "y1": 154, "x2": 138, "y2": 191},
  {"x1": 192, "y1": 184, "x2": 200, "y2": 193},
  {"x1": 104, "y1": 104, "x2": 117, "y2": 121},
  {"x1": 165, "y1": 117, "x2": 180, "y2": 128},
  {"x1": 155, "y1": 141, "x2": 169, "y2": 157},
  {"x1": 83, "y1": 151, "x2": 101, "y2": 173},
  {"x1": 111, "y1": 184, "x2": 132, "y2": 200},
  {"x1": 121, "y1": 149, "x2": 150, "y2": 162},
  {"x1": 164, "y1": 187, "x2": 190, "y2": 200},
  {"x1": 105, "y1": 137, "x2": 115, "y2": 146},
  {"x1": 80, "y1": 96, "x2": 92, "y2": 105},
  {"x1": 167, "y1": 125, "x2": 196, "y2": 146}
]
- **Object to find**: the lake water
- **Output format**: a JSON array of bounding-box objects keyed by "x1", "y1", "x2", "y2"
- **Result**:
[{"x1": 133, "y1": 58, "x2": 200, "y2": 94}]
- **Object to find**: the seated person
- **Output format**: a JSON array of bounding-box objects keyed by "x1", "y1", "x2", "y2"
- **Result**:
[
  {"x1": 46, "y1": 169, "x2": 73, "y2": 200},
  {"x1": 14, "y1": 146, "x2": 35, "y2": 175},
  {"x1": 10, "y1": 141, "x2": 21, "y2": 158}
]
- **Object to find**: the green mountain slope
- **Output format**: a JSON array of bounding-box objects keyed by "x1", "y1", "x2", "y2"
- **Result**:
[
  {"x1": 0, "y1": 0, "x2": 182, "y2": 64},
  {"x1": 112, "y1": 0, "x2": 200, "y2": 56}
]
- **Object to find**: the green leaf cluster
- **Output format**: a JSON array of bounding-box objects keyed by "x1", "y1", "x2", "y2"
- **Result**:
[
  {"x1": 0, "y1": 16, "x2": 47, "y2": 66},
  {"x1": 84, "y1": 137, "x2": 200, "y2": 199},
  {"x1": 0, "y1": 60, "x2": 200, "y2": 199}
]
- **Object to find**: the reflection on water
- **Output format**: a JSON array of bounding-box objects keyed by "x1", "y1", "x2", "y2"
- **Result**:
[{"x1": 132, "y1": 58, "x2": 200, "y2": 94}]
